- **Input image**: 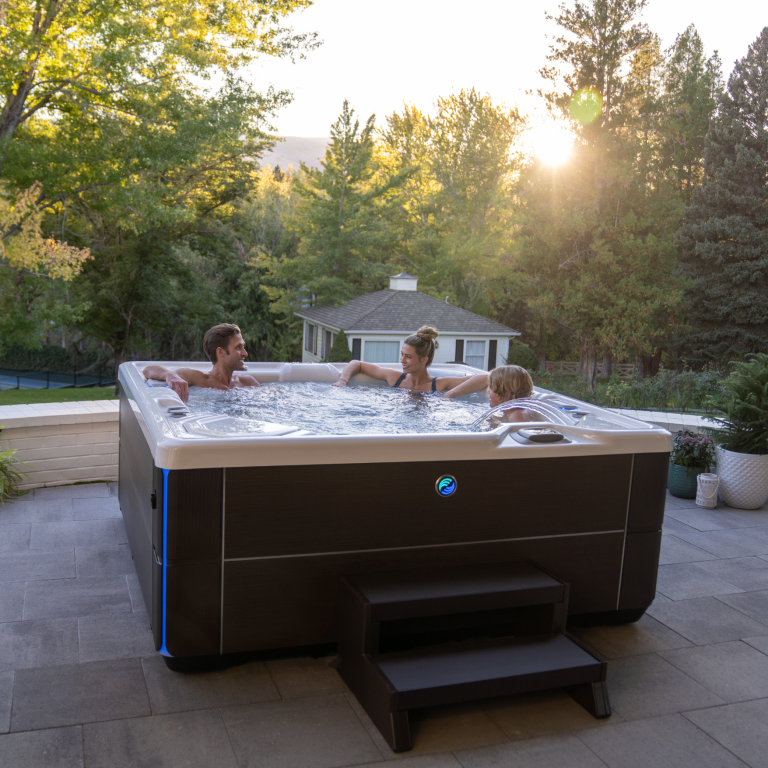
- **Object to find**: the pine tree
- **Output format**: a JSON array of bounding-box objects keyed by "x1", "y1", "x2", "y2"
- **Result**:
[
  {"x1": 677, "y1": 28, "x2": 768, "y2": 366},
  {"x1": 658, "y1": 25, "x2": 723, "y2": 203},
  {"x1": 520, "y1": 0, "x2": 687, "y2": 388},
  {"x1": 266, "y1": 101, "x2": 409, "y2": 313},
  {"x1": 327, "y1": 330, "x2": 353, "y2": 363}
]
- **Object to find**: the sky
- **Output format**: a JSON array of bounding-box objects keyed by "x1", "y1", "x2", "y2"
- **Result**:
[{"x1": 248, "y1": 0, "x2": 765, "y2": 138}]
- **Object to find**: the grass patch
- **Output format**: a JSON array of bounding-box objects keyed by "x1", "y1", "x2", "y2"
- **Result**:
[{"x1": 0, "y1": 387, "x2": 116, "y2": 406}]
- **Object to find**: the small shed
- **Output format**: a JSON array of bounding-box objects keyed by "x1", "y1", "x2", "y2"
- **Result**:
[{"x1": 295, "y1": 273, "x2": 519, "y2": 370}]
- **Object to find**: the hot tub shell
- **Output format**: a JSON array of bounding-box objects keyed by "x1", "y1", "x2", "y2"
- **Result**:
[{"x1": 117, "y1": 361, "x2": 671, "y2": 659}]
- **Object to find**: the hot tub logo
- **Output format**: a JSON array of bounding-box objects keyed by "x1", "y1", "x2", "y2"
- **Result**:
[{"x1": 436, "y1": 475, "x2": 457, "y2": 497}]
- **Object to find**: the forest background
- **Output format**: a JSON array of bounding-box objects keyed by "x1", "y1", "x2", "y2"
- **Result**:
[{"x1": 1, "y1": 0, "x2": 766, "y2": 391}]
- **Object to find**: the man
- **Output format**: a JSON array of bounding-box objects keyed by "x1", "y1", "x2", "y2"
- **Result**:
[{"x1": 143, "y1": 323, "x2": 260, "y2": 403}]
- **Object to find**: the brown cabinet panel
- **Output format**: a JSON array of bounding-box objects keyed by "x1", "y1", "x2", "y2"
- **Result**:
[
  {"x1": 619, "y1": 531, "x2": 662, "y2": 610},
  {"x1": 627, "y1": 453, "x2": 668, "y2": 533},
  {"x1": 165, "y1": 562, "x2": 221, "y2": 656},
  {"x1": 222, "y1": 533, "x2": 624, "y2": 653},
  {"x1": 225, "y1": 456, "x2": 632, "y2": 560},
  {"x1": 165, "y1": 469, "x2": 223, "y2": 565}
]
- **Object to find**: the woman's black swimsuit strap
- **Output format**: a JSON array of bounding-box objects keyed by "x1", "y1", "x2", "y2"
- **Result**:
[{"x1": 392, "y1": 373, "x2": 439, "y2": 392}]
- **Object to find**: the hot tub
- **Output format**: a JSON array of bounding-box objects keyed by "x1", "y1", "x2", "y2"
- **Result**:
[{"x1": 117, "y1": 361, "x2": 671, "y2": 662}]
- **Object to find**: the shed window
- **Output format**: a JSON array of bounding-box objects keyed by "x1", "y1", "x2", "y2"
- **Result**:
[
  {"x1": 465, "y1": 340, "x2": 486, "y2": 369},
  {"x1": 305, "y1": 323, "x2": 317, "y2": 354},
  {"x1": 321, "y1": 329, "x2": 333, "y2": 359},
  {"x1": 364, "y1": 341, "x2": 400, "y2": 364}
]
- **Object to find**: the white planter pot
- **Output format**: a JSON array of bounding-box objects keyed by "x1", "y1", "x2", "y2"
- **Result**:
[{"x1": 715, "y1": 446, "x2": 768, "y2": 510}]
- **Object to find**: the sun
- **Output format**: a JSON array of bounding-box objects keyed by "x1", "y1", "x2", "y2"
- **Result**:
[{"x1": 528, "y1": 122, "x2": 574, "y2": 166}]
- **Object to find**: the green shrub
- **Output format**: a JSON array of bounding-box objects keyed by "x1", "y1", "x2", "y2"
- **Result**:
[
  {"x1": 529, "y1": 369, "x2": 725, "y2": 412},
  {"x1": 327, "y1": 330, "x2": 353, "y2": 363},
  {"x1": 0, "y1": 427, "x2": 31, "y2": 502},
  {"x1": 704, "y1": 353, "x2": 768, "y2": 455},
  {"x1": 505, "y1": 342, "x2": 540, "y2": 373}
]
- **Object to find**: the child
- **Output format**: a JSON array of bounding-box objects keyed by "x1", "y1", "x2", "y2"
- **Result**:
[{"x1": 443, "y1": 364, "x2": 539, "y2": 422}]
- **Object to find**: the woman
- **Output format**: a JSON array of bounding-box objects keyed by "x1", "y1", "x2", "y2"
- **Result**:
[
  {"x1": 332, "y1": 326, "x2": 470, "y2": 393},
  {"x1": 442, "y1": 364, "x2": 540, "y2": 422}
]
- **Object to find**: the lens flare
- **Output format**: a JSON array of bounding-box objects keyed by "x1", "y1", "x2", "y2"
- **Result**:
[{"x1": 569, "y1": 88, "x2": 602, "y2": 125}]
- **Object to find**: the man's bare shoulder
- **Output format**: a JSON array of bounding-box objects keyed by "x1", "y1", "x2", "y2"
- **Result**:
[
  {"x1": 234, "y1": 374, "x2": 260, "y2": 387},
  {"x1": 174, "y1": 367, "x2": 210, "y2": 383}
]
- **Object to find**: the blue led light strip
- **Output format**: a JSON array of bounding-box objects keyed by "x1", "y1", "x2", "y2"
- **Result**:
[{"x1": 160, "y1": 468, "x2": 171, "y2": 656}]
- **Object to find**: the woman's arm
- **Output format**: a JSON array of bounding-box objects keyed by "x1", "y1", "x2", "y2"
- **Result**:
[
  {"x1": 439, "y1": 373, "x2": 489, "y2": 398},
  {"x1": 332, "y1": 360, "x2": 400, "y2": 387}
]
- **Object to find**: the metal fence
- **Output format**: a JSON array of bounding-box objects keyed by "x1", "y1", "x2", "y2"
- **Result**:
[
  {"x1": 543, "y1": 361, "x2": 637, "y2": 381},
  {"x1": 0, "y1": 366, "x2": 115, "y2": 390}
]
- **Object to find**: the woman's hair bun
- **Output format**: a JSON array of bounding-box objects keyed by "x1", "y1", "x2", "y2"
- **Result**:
[{"x1": 416, "y1": 325, "x2": 439, "y2": 341}]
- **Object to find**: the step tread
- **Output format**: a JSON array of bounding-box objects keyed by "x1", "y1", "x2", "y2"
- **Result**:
[
  {"x1": 376, "y1": 633, "x2": 600, "y2": 693},
  {"x1": 349, "y1": 562, "x2": 562, "y2": 608}
]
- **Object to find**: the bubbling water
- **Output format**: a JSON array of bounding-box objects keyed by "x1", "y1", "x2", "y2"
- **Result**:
[{"x1": 185, "y1": 381, "x2": 490, "y2": 436}]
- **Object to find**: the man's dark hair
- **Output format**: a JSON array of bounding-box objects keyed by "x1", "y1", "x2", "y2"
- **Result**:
[{"x1": 203, "y1": 323, "x2": 241, "y2": 364}]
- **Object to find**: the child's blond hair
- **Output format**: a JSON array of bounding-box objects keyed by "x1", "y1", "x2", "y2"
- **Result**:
[{"x1": 488, "y1": 365, "x2": 533, "y2": 401}]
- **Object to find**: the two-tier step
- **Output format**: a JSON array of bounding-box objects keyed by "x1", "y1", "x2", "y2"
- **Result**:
[{"x1": 336, "y1": 561, "x2": 610, "y2": 752}]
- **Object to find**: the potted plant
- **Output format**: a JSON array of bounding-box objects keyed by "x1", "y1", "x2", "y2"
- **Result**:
[
  {"x1": 667, "y1": 429, "x2": 715, "y2": 498},
  {"x1": 704, "y1": 353, "x2": 768, "y2": 510}
]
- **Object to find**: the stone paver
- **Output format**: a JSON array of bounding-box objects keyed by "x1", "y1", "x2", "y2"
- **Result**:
[{"x1": 0, "y1": 482, "x2": 767, "y2": 767}]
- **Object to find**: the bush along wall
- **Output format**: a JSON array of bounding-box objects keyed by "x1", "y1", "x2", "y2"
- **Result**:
[
  {"x1": 505, "y1": 342, "x2": 540, "y2": 373},
  {"x1": 531, "y1": 369, "x2": 725, "y2": 413}
]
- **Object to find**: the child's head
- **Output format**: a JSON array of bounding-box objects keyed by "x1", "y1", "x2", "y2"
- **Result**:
[{"x1": 488, "y1": 365, "x2": 533, "y2": 405}]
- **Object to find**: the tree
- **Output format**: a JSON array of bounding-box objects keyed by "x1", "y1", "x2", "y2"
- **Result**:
[
  {"x1": 266, "y1": 101, "x2": 409, "y2": 313},
  {"x1": 0, "y1": 0, "x2": 318, "y2": 363},
  {"x1": 380, "y1": 89, "x2": 524, "y2": 313},
  {"x1": 0, "y1": 0, "x2": 316, "y2": 151},
  {"x1": 518, "y1": 0, "x2": 688, "y2": 388},
  {"x1": 658, "y1": 25, "x2": 723, "y2": 202},
  {"x1": 677, "y1": 28, "x2": 768, "y2": 366},
  {"x1": 0, "y1": 181, "x2": 90, "y2": 351},
  {"x1": 327, "y1": 330, "x2": 353, "y2": 363},
  {"x1": 225, "y1": 166, "x2": 302, "y2": 362}
]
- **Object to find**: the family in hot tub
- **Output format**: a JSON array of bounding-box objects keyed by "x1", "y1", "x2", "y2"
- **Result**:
[{"x1": 143, "y1": 323, "x2": 539, "y2": 422}]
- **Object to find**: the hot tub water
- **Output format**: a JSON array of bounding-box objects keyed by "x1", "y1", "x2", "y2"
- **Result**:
[{"x1": 185, "y1": 381, "x2": 490, "y2": 436}]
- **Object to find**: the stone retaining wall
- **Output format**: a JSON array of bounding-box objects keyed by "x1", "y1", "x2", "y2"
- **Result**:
[{"x1": 0, "y1": 400, "x2": 118, "y2": 490}]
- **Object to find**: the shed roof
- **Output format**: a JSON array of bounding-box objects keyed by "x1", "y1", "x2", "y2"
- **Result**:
[{"x1": 295, "y1": 290, "x2": 517, "y2": 335}]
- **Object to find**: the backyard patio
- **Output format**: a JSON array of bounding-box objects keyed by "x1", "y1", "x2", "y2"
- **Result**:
[{"x1": 1, "y1": 482, "x2": 768, "y2": 767}]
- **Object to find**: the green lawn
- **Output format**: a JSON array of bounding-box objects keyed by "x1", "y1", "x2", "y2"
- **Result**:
[{"x1": 0, "y1": 387, "x2": 117, "y2": 406}]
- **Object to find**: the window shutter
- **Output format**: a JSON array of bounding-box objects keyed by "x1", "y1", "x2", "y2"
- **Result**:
[
  {"x1": 488, "y1": 340, "x2": 497, "y2": 370},
  {"x1": 351, "y1": 338, "x2": 361, "y2": 360},
  {"x1": 455, "y1": 339, "x2": 464, "y2": 363}
]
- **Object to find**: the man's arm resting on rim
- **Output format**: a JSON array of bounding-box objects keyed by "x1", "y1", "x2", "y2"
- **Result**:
[{"x1": 142, "y1": 365, "x2": 199, "y2": 402}]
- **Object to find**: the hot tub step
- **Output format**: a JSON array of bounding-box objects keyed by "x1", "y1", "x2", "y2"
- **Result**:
[
  {"x1": 376, "y1": 633, "x2": 605, "y2": 709},
  {"x1": 345, "y1": 561, "x2": 567, "y2": 622},
  {"x1": 337, "y1": 562, "x2": 610, "y2": 752}
]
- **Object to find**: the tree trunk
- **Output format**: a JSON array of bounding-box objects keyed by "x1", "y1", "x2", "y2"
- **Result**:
[
  {"x1": 580, "y1": 338, "x2": 597, "y2": 391},
  {"x1": 600, "y1": 349, "x2": 613, "y2": 379},
  {"x1": 113, "y1": 347, "x2": 130, "y2": 396},
  {"x1": 538, "y1": 349, "x2": 546, "y2": 371},
  {"x1": 584, "y1": 340, "x2": 597, "y2": 391},
  {"x1": 635, "y1": 356, "x2": 646, "y2": 381},
  {"x1": 638, "y1": 348, "x2": 663, "y2": 378}
]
